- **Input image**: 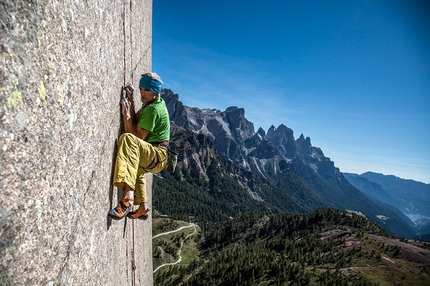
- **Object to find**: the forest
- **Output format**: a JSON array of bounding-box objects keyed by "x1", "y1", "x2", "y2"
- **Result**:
[{"x1": 153, "y1": 208, "x2": 430, "y2": 285}]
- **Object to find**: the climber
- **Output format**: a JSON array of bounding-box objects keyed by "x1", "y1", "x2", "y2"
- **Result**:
[{"x1": 108, "y1": 72, "x2": 170, "y2": 220}]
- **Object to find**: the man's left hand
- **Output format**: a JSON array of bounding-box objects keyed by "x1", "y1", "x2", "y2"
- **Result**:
[{"x1": 121, "y1": 97, "x2": 131, "y2": 120}]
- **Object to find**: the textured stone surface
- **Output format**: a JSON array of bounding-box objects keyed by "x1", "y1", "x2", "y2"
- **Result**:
[{"x1": 1, "y1": 0, "x2": 153, "y2": 285}]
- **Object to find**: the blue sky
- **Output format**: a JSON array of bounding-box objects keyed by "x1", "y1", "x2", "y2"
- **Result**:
[{"x1": 152, "y1": 0, "x2": 430, "y2": 184}]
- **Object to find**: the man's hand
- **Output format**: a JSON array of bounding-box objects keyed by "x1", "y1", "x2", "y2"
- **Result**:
[
  {"x1": 121, "y1": 95, "x2": 131, "y2": 121},
  {"x1": 123, "y1": 84, "x2": 135, "y2": 103}
]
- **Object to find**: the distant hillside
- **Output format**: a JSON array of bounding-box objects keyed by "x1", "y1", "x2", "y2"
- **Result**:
[
  {"x1": 360, "y1": 172, "x2": 430, "y2": 216},
  {"x1": 154, "y1": 209, "x2": 430, "y2": 286},
  {"x1": 344, "y1": 172, "x2": 430, "y2": 241}
]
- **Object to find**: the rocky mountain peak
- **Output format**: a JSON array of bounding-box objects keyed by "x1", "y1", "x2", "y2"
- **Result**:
[
  {"x1": 224, "y1": 106, "x2": 255, "y2": 146},
  {"x1": 161, "y1": 90, "x2": 255, "y2": 161},
  {"x1": 266, "y1": 124, "x2": 297, "y2": 159},
  {"x1": 296, "y1": 134, "x2": 312, "y2": 154},
  {"x1": 225, "y1": 106, "x2": 241, "y2": 113},
  {"x1": 257, "y1": 127, "x2": 266, "y2": 137},
  {"x1": 161, "y1": 88, "x2": 342, "y2": 181},
  {"x1": 297, "y1": 134, "x2": 311, "y2": 146},
  {"x1": 160, "y1": 88, "x2": 180, "y2": 111}
]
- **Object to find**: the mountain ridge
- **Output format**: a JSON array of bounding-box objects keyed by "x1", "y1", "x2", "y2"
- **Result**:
[
  {"x1": 344, "y1": 171, "x2": 430, "y2": 240},
  {"x1": 160, "y1": 88, "x2": 417, "y2": 238}
]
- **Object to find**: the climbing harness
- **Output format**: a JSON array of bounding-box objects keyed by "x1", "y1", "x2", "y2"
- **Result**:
[
  {"x1": 144, "y1": 152, "x2": 159, "y2": 171},
  {"x1": 148, "y1": 141, "x2": 178, "y2": 173},
  {"x1": 142, "y1": 141, "x2": 169, "y2": 171}
]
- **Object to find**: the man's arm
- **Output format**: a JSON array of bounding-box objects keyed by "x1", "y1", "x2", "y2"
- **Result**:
[
  {"x1": 122, "y1": 111, "x2": 150, "y2": 140},
  {"x1": 121, "y1": 99, "x2": 150, "y2": 140},
  {"x1": 124, "y1": 85, "x2": 138, "y2": 126},
  {"x1": 135, "y1": 109, "x2": 141, "y2": 125}
]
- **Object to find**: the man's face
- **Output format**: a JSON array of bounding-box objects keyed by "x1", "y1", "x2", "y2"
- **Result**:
[{"x1": 140, "y1": 88, "x2": 157, "y2": 104}]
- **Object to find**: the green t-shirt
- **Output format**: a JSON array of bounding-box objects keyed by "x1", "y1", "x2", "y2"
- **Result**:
[{"x1": 137, "y1": 97, "x2": 170, "y2": 142}]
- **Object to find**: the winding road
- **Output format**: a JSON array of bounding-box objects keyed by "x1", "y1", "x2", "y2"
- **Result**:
[
  {"x1": 152, "y1": 223, "x2": 195, "y2": 239},
  {"x1": 153, "y1": 223, "x2": 197, "y2": 273}
]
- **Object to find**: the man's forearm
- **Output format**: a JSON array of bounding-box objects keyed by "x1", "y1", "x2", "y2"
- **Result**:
[
  {"x1": 130, "y1": 103, "x2": 138, "y2": 125},
  {"x1": 123, "y1": 115, "x2": 138, "y2": 136},
  {"x1": 122, "y1": 115, "x2": 149, "y2": 141}
]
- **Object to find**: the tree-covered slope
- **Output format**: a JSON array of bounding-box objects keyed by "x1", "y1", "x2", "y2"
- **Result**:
[{"x1": 154, "y1": 209, "x2": 430, "y2": 286}]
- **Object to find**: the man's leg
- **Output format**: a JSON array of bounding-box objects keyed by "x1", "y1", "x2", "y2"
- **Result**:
[
  {"x1": 109, "y1": 133, "x2": 141, "y2": 219},
  {"x1": 122, "y1": 184, "x2": 134, "y2": 204},
  {"x1": 109, "y1": 133, "x2": 156, "y2": 220},
  {"x1": 127, "y1": 168, "x2": 150, "y2": 220},
  {"x1": 128, "y1": 147, "x2": 168, "y2": 220},
  {"x1": 113, "y1": 133, "x2": 141, "y2": 191}
]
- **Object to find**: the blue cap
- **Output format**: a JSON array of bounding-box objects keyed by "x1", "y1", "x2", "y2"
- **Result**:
[{"x1": 139, "y1": 74, "x2": 162, "y2": 94}]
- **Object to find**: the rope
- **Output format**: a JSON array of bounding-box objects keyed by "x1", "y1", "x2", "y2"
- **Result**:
[
  {"x1": 122, "y1": 1, "x2": 137, "y2": 284},
  {"x1": 123, "y1": 0, "x2": 126, "y2": 86},
  {"x1": 131, "y1": 213, "x2": 136, "y2": 285}
]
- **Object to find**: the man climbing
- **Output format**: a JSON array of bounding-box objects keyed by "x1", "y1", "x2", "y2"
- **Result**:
[{"x1": 108, "y1": 72, "x2": 170, "y2": 220}]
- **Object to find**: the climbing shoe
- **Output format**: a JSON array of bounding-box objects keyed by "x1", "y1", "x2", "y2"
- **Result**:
[
  {"x1": 108, "y1": 198, "x2": 132, "y2": 220},
  {"x1": 127, "y1": 208, "x2": 150, "y2": 220}
]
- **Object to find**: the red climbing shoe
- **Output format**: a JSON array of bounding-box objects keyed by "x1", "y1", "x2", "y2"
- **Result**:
[
  {"x1": 108, "y1": 198, "x2": 132, "y2": 220},
  {"x1": 127, "y1": 208, "x2": 150, "y2": 220}
]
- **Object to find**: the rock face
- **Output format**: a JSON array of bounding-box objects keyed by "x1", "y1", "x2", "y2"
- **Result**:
[
  {"x1": 162, "y1": 89, "x2": 255, "y2": 162},
  {"x1": 1, "y1": 1, "x2": 153, "y2": 285},
  {"x1": 266, "y1": 124, "x2": 297, "y2": 160}
]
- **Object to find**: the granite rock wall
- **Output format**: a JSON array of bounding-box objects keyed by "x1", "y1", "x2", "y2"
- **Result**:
[{"x1": 1, "y1": 0, "x2": 153, "y2": 285}]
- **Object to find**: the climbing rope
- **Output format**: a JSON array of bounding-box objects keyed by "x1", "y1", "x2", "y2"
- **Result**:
[
  {"x1": 131, "y1": 215, "x2": 136, "y2": 286},
  {"x1": 122, "y1": 1, "x2": 137, "y2": 284}
]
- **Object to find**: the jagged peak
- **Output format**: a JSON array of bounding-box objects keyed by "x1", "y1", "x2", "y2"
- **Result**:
[
  {"x1": 225, "y1": 106, "x2": 241, "y2": 112},
  {"x1": 267, "y1": 124, "x2": 293, "y2": 135},
  {"x1": 257, "y1": 127, "x2": 266, "y2": 137},
  {"x1": 161, "y1": 88, "x2": 178, "y2": 98},
  {"x1": 297, "y1": 134, "x2": 312, "y2": 146},
  {"x1": 268, "y1": 125, "x2": 275, "y2": 133},
  {"x1": 225, "y1": 106, "x2": 246, "y2": 119}
]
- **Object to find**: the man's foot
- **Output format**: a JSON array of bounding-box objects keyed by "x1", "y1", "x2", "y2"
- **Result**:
[
  {"x1": 108, "y1": 198, "x2": 132, "y2": 220},
  {"x1": 127, "y1": 208, "x2": 150, "y2": 220}
]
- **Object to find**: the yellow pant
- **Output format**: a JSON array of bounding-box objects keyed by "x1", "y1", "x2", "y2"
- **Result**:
[{"x1": 113, "y1": 133, "x2": 168, "y2": 205}]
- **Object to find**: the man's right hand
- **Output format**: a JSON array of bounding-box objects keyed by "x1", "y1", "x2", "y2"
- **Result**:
[{"x1": 123, "y1": 84, "x2": 135, "y2": 102}]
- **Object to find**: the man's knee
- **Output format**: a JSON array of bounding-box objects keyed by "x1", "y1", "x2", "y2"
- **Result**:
[
  {"x1": 120, "y1": 132, "x2": 133, "y2": 140},
  {"x1": 119, "y1": 133, "x2": 137, "y2": 145}
]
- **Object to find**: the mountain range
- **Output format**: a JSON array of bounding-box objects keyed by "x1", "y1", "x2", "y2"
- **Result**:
[
  {"x1": 344, "y1": 172, "x2": 430, "y2": 241},
  {"x1": 158, "y1": 88, "x2": 428, "y2": 240}
]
